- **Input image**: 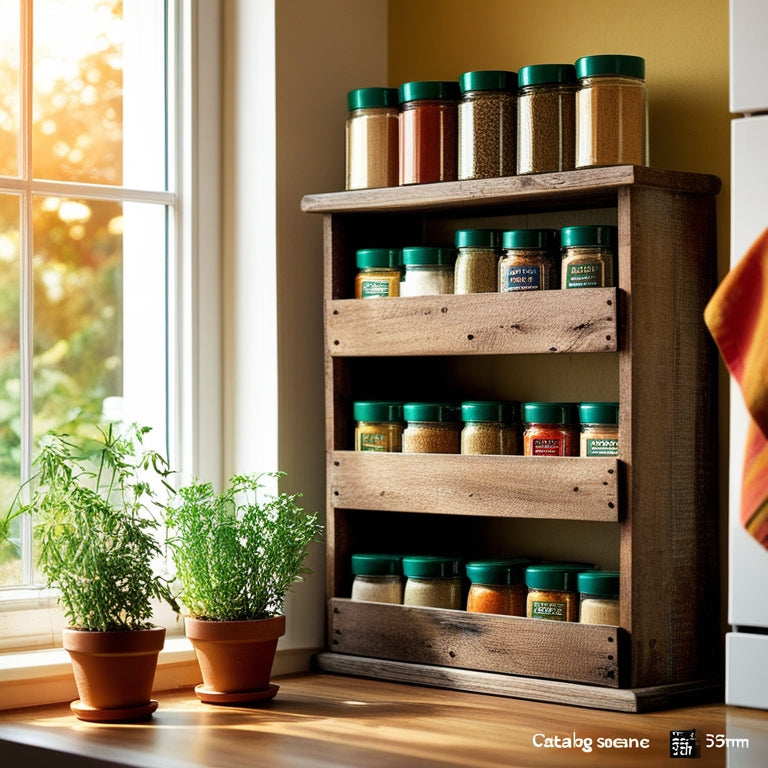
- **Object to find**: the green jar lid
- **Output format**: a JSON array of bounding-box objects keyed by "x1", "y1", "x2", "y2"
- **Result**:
[
  {"x1": 455, "y1": 229, "x2": 500, "y2": 249},
  {"x1": 579, "y1": 402, "x2": 619, "y2": 425},
  {"x1": 518, "y1": 64, "x2": 576, "y2": 88},
  {"x1": 351, "y1": 553, "x2": 403, "y2": 576},
  {"x1": 560, "y1": 225, "x2": 617, "y2": 249},
  {"x1": 347, "y1": 87, "x2": 400, "y2": 111},
  {"x1": 575, "y1": 55, "x2": 645, "y2": 80},
  {"x1": 353, "y1": 401, "x2": 404, "y2": 423},
  {"x1": 502, "y1": 228, "x2": 559, "y2": 250},
  {"x1": 525, "y1": 563, "x2": 587, "y2": 591},
  {"x1": 466, "y1": 558, "x2": 532, "y2": 585},
  {"x1": 577, "y1": 570, "x2": 619, "y2": 597},
  {"x1": 459, "y1": 70, "x2": 517, "y2": 93},
  {"x1": 402, "y1": 246, "x2": 456, "y2": 267},
  {"x1": 461, "y1": 401, "x2": 506, "y2": 423},
  {"x1": 402, "y1": 555, "x2": 461, "y2": 579},
  {"x1": 403, "y1": 402, "x2": 461, "y2": 423},
  {"x1": 523, "y1": 402, "x2": 578, "y2": 425},
  {"x1": 356, "y1": 248, "x2": 402, "y2": 269},
  {"x1": 399, "y1": 80, "x2": 461, "y2": 103}
]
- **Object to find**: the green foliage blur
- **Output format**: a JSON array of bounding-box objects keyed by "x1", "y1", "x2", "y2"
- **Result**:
[{"x1": 0, "y1": 2, "x2": 124, "y2": 585}]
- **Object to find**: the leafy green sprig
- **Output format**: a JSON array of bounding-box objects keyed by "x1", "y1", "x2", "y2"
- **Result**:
[
  {"x1": 13, "y1": 424, "x2": 179, "y2": 631},
  {"x1": 166, "y1": 472, "x2": 323, "y2": 621}
]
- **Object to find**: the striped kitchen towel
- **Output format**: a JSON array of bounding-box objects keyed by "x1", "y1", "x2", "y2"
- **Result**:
[{"x1": 704, "y1": 227, "x2": 768, "y2": 548}]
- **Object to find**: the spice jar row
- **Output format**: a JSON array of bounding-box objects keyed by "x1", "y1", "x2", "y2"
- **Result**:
[
  {"x1": 346, "y1": 55, "x2": 647, "y2": 189},
  {"x1": 354, "y1": 225, "x2": 617, "y2": 299},
  {"x1": 350, "y1": 554, "x2": 620, "y2": 625},
  {"x1": 353, "y1": 400, "x2": 618, "y2": 457}
]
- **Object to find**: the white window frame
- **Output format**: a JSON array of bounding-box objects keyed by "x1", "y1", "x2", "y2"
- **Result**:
[{"x1": 0, "y1": 0, "x2": 221, "y2": 703}]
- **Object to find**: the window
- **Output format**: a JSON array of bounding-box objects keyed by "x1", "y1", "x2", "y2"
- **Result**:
[{"x1": 0, "y1": 0, "x2": 220, "y2": 645}]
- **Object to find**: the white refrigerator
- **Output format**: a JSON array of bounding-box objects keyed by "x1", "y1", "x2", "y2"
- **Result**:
[{"x1": 726, "y1": 0, "x2": 768, "y2": 711}]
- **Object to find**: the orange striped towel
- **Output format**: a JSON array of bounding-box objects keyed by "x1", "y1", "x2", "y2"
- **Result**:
[{"x1": 704, "y1": 227, "x2": 768, "y2": 548}]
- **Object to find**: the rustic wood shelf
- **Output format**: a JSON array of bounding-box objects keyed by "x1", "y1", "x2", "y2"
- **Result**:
[{"x1": 304, "y1": 165, "x2": 721, "y2": 712}]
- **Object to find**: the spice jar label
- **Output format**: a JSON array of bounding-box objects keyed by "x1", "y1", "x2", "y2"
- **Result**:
[
  {"x1": 359, "y1": 432, "x2": 388, "y2": 451},
  {"x1": 361, "y1": 279, "x2": 393, "y2": 298},
  {"x1": 530, "y1": 437, "x2": 565, "y2": 456},
  {"x1": 531, "y1": 600, "x2": 567, "y2": 620},
  {"x1": 585, "y1": 437, "x2": 618, "y2": 456},
  {"x1": 565, "y1": 261, "x2": 603, "y2": 288},
  {"x1": 503, "y1": 265, "x2": 541, "y2": 291}
]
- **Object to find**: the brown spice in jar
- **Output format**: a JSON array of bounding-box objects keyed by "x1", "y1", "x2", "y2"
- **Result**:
[
  {"x1": 461, "y1": 421, "x2": 514, "y2": 455},
  {"x1": 517, "y1": 83, "x2": 576, "y2": 175},
  {"x1": 454, "y1": 247, "x2": 498, "y2": 294},
  {"x1": 526, "y1": 588, "x2": 578, "y2": 621},
  {"x1": 458, "y1": 88, "x2": 516, "y2": 180},
  {"x1": 402, "y1": 422, "x2": 460, "y2": 454}
]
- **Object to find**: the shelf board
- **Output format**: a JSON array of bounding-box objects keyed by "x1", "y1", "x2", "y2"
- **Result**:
[
  {"x1": 302, "y1": 166, "x2": 722, "y2": 215},
  {"x1": 327, "y1": 598, "x2": 622, "y2": 688},
  {"x1": 329, "y1": 452, "x2": 619, "y2": 522},
  {"x1": 326, "y1": 288, "x2": 618, "y2": 357}
]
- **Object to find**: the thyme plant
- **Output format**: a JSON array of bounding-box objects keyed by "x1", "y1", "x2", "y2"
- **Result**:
[
  {"x1": 14, "y1": 424, "x2": 179, "y2": 631},
  {"x1": 166, "y1": 473, "x2": 323, "y2": 621}
]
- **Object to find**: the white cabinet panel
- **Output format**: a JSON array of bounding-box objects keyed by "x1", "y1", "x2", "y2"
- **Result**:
[{"x1": 731, "y1": 0, "x2": 768, "y2": 113}]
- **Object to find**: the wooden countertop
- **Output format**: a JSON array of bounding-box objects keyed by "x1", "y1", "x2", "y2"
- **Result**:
[{"x1": 1, "y1": 672, "x2": 766, "y2": 767}]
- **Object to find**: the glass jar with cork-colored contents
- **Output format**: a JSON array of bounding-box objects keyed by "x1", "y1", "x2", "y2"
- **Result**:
[
  {"x1": 578, "y1": 570, "x2": 620, "y2": 625},
  {"x1": 458, "y1": 70, "x2": 517, "y2": 180},
  {"x1": 354, "y1": 401, "x2": 404, "y2": 452},
  {"x1": 517, "y1": 64, "x2": 576, "y2": 175},
  {"x1": 400, "y1": 247, "x2": 455, "y2": 296},
  {"x1": 354, "y1": 248, "x2": 402, "y2": 299},
  {"x1": 561, "y1": 225, "x2": 617, "y2": 289},
  {"x1": 575, "y1": 55, "x2": 648, "y2": 169},
  {"x1": 399, "y1": 80, "x2": 460, "y2": 185},
  {"x1": 499, "y1": 228, "x2": 560, "y2": 292},
  {"x1": 402, "y1": 402, "x2": 461, "y2": 454},
  {"x1": 346, "y1": 87, "x2": 400, "y2": 190},
  {"x1": 461, "y1": 401, "x2": 518, "y2": 455},
  {"x1": 523, "y1": 402, "x2": 579, "y2": 456},
  {"x1": 454, "y1": 229, "x2": 500, "y2": 294},
  {"x1": 350, "y1": 554, "x2": 403, "y2": 604},
  {"x1": 526, "y1": 564, "x2": 590, "y2": 621},
  {"x1": 579, "y1": 402, "x2": 619, "y2": 457},
  {"x1": 466, "y1": 558, "x2": 531, "y2": 616},
  {"x1": 402, "y1": 555, "x2": 463, "y2": 610}
]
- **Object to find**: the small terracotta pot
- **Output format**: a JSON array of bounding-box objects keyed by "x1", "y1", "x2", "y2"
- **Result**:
[
  {"x1": 185, "y1": 614, "x2": 285, "y2": 704},
  {"x1": 63, "y1": 626, "x2": 166, "y2": 722}
]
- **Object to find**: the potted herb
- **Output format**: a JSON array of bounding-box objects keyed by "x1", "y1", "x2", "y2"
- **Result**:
[
  {"x1": 11, "y1": 424, "x2": 179, "y2": 722},
  {"x1": 166, "y1": 472, "x2": 322, "y2": 704}
]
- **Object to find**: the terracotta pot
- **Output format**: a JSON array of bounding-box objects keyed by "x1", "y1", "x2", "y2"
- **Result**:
[
  {"x1": 63, "y1": 626, "x2": 165, "y2": 722},
  {"x1": 185, "y1": 614, "x2": 285, "y2": 704}
]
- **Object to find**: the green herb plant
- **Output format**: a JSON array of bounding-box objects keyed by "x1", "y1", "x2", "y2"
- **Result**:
[
  {"x1": 12, "y1": 424, "x2": 179, "y2": 631},
  {"x1": 166, "y1": 472, "x2": 323, "y2": 621}
]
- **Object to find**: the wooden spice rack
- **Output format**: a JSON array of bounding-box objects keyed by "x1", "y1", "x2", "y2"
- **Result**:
[{"x1": 301, "y1": 165, "x2": 722, "y2": 712}]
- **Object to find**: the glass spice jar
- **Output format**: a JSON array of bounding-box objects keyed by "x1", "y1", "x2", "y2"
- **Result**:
[
  {"x1": 402, "y1": 555, "x2": 463, "y2": 610},
  {"x1": 466, "y1": 558, "x2": 531, "y2": 616},
  {"x1": 350, "y1": 554, "x2": 403, "y2": 604},
  {"x1": 525, "y1": 564, "x2": 586, "y2": 621},
  {"x1": 523, "y1": 402, "x2": 579, "y2": 456},
  {"x1": 398, "y1": 80, "x2": 460, "y2": 185},
  {"x1": 454, "y1": 229, "x2": 500, "y2": 294},
  {"x1": 575, "y1": 55, "x2": 648, "y2": 169},
  {"x1": 579, "y1": 402, "x2": 619, "y2": 457},
  {"x1": 461, "y1": 401, "x2": 515, "y2": 455},
  {"x1": 354, "y1": 248, "x2": 402, "y2": 299},
  {"x1": 402, "y1": 402, "x2": 461, "y2": 454},
  {"x1": 499, "y1": 228, "x2": 560, "y2": 292},
  {"x1": 578, "y1": 570, "x2": 620, "y2": 625},
  {"x1": 458, "y1": 70, "x2": 517, "y2": 180},
  {"x1": 354, "y1": 401, "x2": 404, "y2": 452},
  {"x1": 346, "y1": 87, "x2": 400, "y2": 190},
  {"x1": 400, "y1": 247, "x2": 455, "y2": 296},
  {"x1": 517, "y1": 64, "x2": 576, "y2": 175},
  {"x1": 560, "y1": 225, "x2": 617, "y2": 289}
]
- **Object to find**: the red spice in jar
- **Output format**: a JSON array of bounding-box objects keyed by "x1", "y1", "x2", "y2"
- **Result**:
[
  {"x1": 399, "y1": 81, "x2": 459, "y2": 185},
  {"x1": 522, "y1": 402, "x2": 579, "y2": 457}
]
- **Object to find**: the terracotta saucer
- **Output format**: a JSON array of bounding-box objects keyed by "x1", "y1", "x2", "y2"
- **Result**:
[
  {"x1": 194, "y1": 682, "x2": 279, "y2": 705},
  {"x1": 70, "y1": 699, "x2": 159, "y2": 722}
]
